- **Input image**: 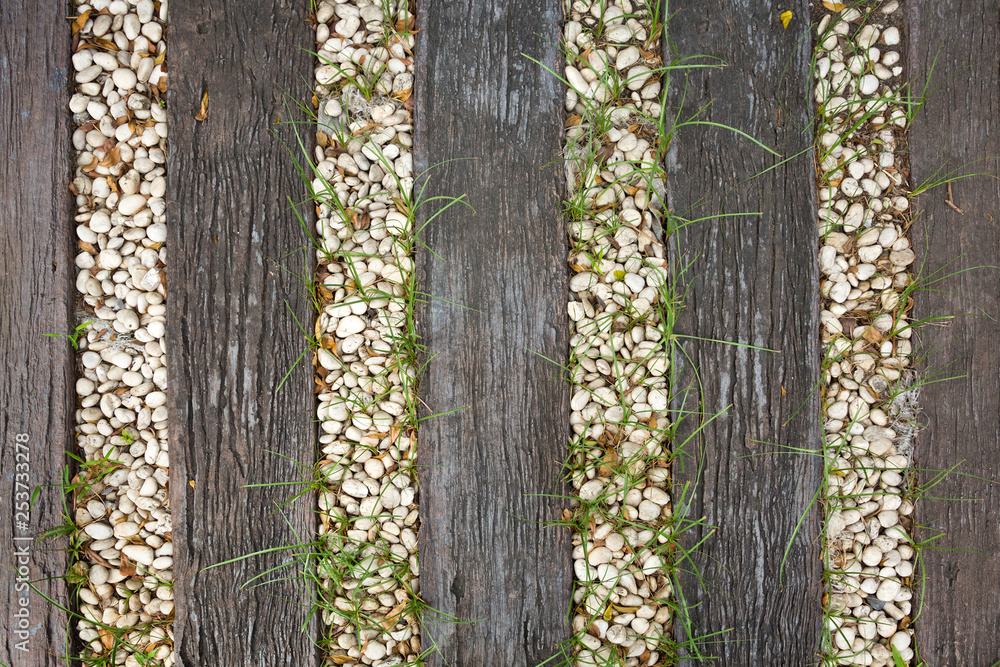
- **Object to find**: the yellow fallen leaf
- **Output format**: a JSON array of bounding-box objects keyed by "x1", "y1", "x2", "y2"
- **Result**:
[
  {"x1": 195, "y1": 91, "x2": 209, "y2": 122},
  {"x1": 780, "y1": 10, "x2": 793, "y2": 29},
  {"x1": 72, "y1": 9, "x2": 91, "y2": 35},
  {"x1": 822, "y1": 1, "x2": 848, "y2": 9}
]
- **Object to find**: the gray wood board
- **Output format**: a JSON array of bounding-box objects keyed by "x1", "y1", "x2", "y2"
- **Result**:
[
  {"x1": 665, "y1": 1, "x2": 823, "y2": 664},
  {"x1": 413, "y1": 0, "x2": 573, "y2": 664},
  {"x1": 907, "y1": 0, "x2": 1000, "y2": 663},
  {"x1": 165, "y1": 3, "x2": 318, "y2": 664},
  {"x1": 0, "y1": 1, "x2": 73, "y2": 664}
]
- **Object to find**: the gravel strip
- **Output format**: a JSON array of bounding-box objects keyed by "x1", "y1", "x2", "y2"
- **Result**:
[
  {"x1": 561, "y1": 2, "x2": 675, "y2": 665},
  {"x1": 68, "y1": 0, "x2": 173, "y2": 664},
  {"x1": 813, "y1": 2, "x2": 920, "y2": 665},
  {"x1": 311, "y1": 1, "x2": 421, "y2": 664}
]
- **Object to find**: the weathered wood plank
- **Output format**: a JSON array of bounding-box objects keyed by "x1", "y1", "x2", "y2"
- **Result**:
[
  {"x1": 165, "y1": 4, "x2": 318, "y2": 665},
  {"x1": 0, "y1": 2, "x2": 73, "y2": 664},
  {"x1": 906, "y1": 1, "x2": 1000, "y2": 663},
  {"x1": 413, "y1": 1, "x2": 572, "y2": 664},
  {"x1": 665, "y1": 1, "x2": 823, "y2": 663}
]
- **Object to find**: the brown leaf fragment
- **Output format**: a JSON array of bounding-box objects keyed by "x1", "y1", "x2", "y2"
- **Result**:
[
  {"x1": 85, "y1": 547, "x2": 115, "y2": 569},
  {"x1": 98, "y1": 626, "x2": 115, "y2": 650},
  {"x1": 566, "y1": 114, "x2": 583, "y2": 127},
  {"x1": 119, "y1": 554, "x2": 136, "y2": 577},
  {"x1": 195, "y1": 91, "x2": 209, "y2": 121},
  {"x1": 98, "y1": 146, "x2": 121, "y2": 168},
  {"x1": 72, "y1": 9, "x2": 91, "y2": 34},
  {"x1": 392, "y1": 87, "x2": 413, "y2": 102},
  {"x1": 862, "y1": 326, "x2": 883, "y2": 346},
  {"x1": 316, "y1": 131, "x2": 329, "y2": 148},
  {"x1": 822, "y1": 1, "x2": 848, "y2": 9},
  {"x1": 380, "y1": 601, "x2": 409, "y2": 630}
]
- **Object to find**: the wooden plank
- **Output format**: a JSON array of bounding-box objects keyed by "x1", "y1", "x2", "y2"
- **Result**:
[
  {"x1": 906, "y1": 1, "x2": 1000, "y2": 663},
  {"x1": 0, "y1": 2, "x2": 73, "y2": 664},
  {"x1": 413, "y1": 1, "x2": 571, "y2": 664},
  {"x1": 165, "y1": 3, "x2": 318, "y2": 665},
  {"x1": 665, "y1": 1, "x2": 823, "y2": 663}
]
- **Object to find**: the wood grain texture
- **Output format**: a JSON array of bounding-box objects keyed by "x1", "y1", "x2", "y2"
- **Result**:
[
  {"x1": 165, "y1": 3, "x2": 318, "y2": 665},
  {"x1": 906, "y1": 1, "x2": 1000, "y2": 663},
  {"x1": 665, "y1": 2, "x2": 823, "y2": 664},
  {"x1": 413, "y1": 0, "x2": 572, "y2": 664},
  {"x1": 0, "y1": 2, "x2": 73, "y2": 664}
]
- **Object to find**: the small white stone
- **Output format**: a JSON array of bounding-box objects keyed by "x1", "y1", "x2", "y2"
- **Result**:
[
  {"x1": 84, "y1": 522, "x2": 114, "y2": 540},
  {"x1": 118, "y1": 194, "x2": 147, "y2": 216},
  {"x1": 336, "y1": 315, "x2": 366, "y2": 337},
  {"x1": 112, "y1": 68, "x2": 138, "y2": 91},
  {"x1": 342, "y1": 478, "x2": 369, "y2": 498},
  {"x1": 122, "y1": 544, "x2": 156, "y2": 566}
]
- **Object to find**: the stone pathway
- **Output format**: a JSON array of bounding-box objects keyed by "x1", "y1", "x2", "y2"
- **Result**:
[
  {"x1": 561, "y1": 1, "x2": 676, "y2": 664},
  {"x1": 813, "y1": 2, "x2": 920, "y2": 665},
  {"x1": 311, "y1": 1, "x2": 422, "y2": 664},
  {"x1": 68, "y1": 0, "x2": 173, "y2": 664}
]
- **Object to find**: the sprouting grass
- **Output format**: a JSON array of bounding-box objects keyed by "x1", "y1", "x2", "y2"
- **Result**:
[
  {"x1": 43, "y1": 319, "x2": 95, "y2": 350},
  {"x1": 31, "y1": 452, "x2": 174, "y2": 666}
]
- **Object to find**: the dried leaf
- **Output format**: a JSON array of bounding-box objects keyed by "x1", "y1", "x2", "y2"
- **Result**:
[
  {"x1": 392, "y1": 87, "x2": 412, "y2": 102},
  {"x1": 822, "y1": 1, "x2": 848, "y2": 9},
  {"x1": 72, "y1": 9, "x2": 91, "y2": 34},
  {"x1": 98, "y1": 146, "x2": 121, "y2": 168},
  {"x1": 862, "y1": 326, "x2": 884, "y2": 345},
  {"x1": 780, "y1": 10, "x2": 793, "y2": 29},
  {"x1": 380, "y1": 601, "x2": 409, "y2": 630},
  {"x1": 195, "y1": 91, "x2": 209, "y2": 122},
  {"x1": 85, "y1": 547, "x2": 115, "y2": 569},
  {"x1": 566, "y1": 114, "x2": 583, "y2": 127},
  {"x1": 154, "y1": 49, "x2": 166, "y2": 65},
  {"x1": 98, "y1": 626, "x2": 115, "y2": 650},
  {"x1": 79, "y1": 241, "x2": 96, "y2": 254},
  {"x1": 119, "y1": 554, "x2": 136, "y2": 577},
  {"x1": 189, "y1": 479, "x2": 196, "y2": 490},
  {"x1": 328, "y1": 656, "x2": 354, "y2": 664},
  {"x1": 316, "y1": 130, "x2": 329, "y2": 148}
]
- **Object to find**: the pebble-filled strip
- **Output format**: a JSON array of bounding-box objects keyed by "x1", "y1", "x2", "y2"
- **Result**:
[
  {"x1": 67, "y1": 0, "x2": 173, "y2": 664},
  {"x1": 561, "y1": 2, "x2": 676, "y2": 665},
  {"x1": 311, "y1": 1, "x2": 421, "y2": 665},
  {"x1": 814, "y1": 2, "x2": 920, "y2": 665}
]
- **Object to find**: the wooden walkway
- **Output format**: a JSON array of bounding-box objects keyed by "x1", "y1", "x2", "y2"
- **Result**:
[
  {"x1": 0, "y1": 3, "x2": 72, "y2": 666},
  {"x1": 166, "y1": 1, "x2": 318, "y2": 665},
  {"x1": 665, "y1": 1, "x2": 823, "y2": 664},
  {"x1": 907, "y1": 0, "x2": 1000, "y2": 663},
  {"x1": 1, "y1": 1, "x2": 998, "y2": 665},
  {"x1": 413, "y1": 0, "x2": 572, "y2": 664}
]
